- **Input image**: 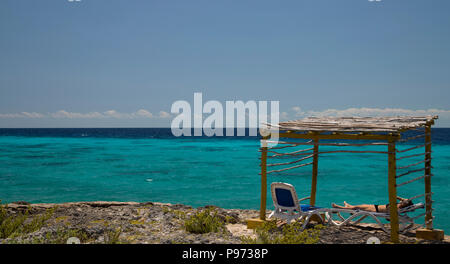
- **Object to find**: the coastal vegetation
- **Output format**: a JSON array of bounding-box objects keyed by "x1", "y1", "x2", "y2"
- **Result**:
[
  {"x1": 104, "y1": 227, "x2": 123, "y2": 244},
  {"x1": 38, "y1": 228, "x2": 90, "y2": 244},
  {"x1": 241, "y1": 221, "x2": 324, "y2": 244},
  {"x1": 0, "y1": 201, "x2": 445, "y2": 244},
  {"x1": 184, "y1": 208, "x2": 225, "y2": 234},
  {"x1": 0, "y1": 201, "x2": 54, "y2": 239}
]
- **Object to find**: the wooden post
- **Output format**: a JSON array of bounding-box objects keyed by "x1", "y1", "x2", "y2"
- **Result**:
[
  {"x1": 416, "y1": 123, "x2": 444, "y2": 240},
  {"x1": 310, "y1": 138, "x2": 319, "y2": 206},
  {"x1": 424, "y1": 124, "x2": 433, "y2": 229},
  {"x1": 388, "y1": 136, "x2": 400, "y2": 243},
  {"x1": 248, "y1": 137, "x2": 277, "y2": 229},
  {"x1": 260, "y1": 140, "x2": 268, "y2": 221}
]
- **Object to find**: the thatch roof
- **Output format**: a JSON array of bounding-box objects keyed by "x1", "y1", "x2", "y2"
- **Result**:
[{"x1": 272, "y1": 116, "x2": 438, "y2": 133}]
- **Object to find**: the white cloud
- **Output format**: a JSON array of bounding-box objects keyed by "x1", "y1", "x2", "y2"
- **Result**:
[
  {"x1": 0, "y1": 112, "x2": 45, "y2": 118},
  {"x1": 21, "y1": 112, "x2": 45, "y2": 118},
  {"x1": 0, "y1": 109, "x2": 166, "y2": 119},
  {"x1": 292, "y1": 106, "x2": 301, "y2": 112},
  {"x1": 134, "y1": 109, "x2": 153, "y2": 118},
  {"x1": 103, "y1": 110, "x2": 130, "y2": 118},
  {"x1": 301, "y1": 107, "x2": 450, "y2": 118},
  {"x1": 102, "y1": 109, "x2": 156, "y2": 119},
  {"x1": 279, "y1": 107, "x2": 450, "y2": 125},
  {"x1": 0, "y1": 113, "x2": 25, "y2": 118},
  {"x1": 280, "y1": 112, "x2": 289, "y2": 121},
  {"x1": 291, "y1": 106, "x2": 304, "y2": 117},
  {"x1": 159, "y1": 111, "x2": 171, "y2": 118},
  {"x1": 1, "y1": 107, "x2": 450, "y2": 127},
  {"x1": 51, "y1": 110, "x2": 105, "y2": 119}
]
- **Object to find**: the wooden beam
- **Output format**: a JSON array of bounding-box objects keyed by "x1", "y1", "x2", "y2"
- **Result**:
[
  {"x1": 388, "y1": 136, "x2": 400, "y2": 243},
  {"x1": 310, "y1": 138, "x2": 319, "y2": 206},
  {"x1": 247, "y1": 218, "x2": 265, "y2": 229},
  {"x1": 275, "y1": 116, "x2": 438, "y2": 133},
  {"x1": 277, "y1": 132, "x2": 398, "y2": 141},
  {"x1": 416, "y1": 228, "x2": 444, "y2": 241},
  {"x1": 247, "y1": 218, "x2": 276, "y2": 229},
  {"x1": 424, "y1": 124, "x2": 433, "y2": 229},
  {"x1": 260, "y1": 140, "x2": 268, "y2": 221}
]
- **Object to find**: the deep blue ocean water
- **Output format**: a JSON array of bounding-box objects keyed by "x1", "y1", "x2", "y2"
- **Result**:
[{"x1": 0, "y1": 128, "x2": 449, "y2": 231}]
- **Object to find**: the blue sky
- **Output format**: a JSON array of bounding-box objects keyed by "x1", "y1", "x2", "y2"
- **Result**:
[{"x1": 1, "y1": 0, "x2": 449, "y2": 127}]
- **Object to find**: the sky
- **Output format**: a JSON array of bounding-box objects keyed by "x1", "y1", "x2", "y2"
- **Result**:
[{"x1": 0, "y1": 0, "x2": 449, "y2": 127}]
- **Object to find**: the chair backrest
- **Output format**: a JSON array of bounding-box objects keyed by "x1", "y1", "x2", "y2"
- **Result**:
[{"x1": 271, "y1": 182, "x2": 301, "y2": 212}]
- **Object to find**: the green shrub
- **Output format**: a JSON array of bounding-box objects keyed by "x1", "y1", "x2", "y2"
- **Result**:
[
  {"x1": 22, "y1": 207, "x2": 55, "y2": 234},
  {"x1": 104, "y1": 227, "x2": 122, "y2": 244},
  {"x1": 184, "y1": 208, "x2": 225, "y2": 234},
  {"x1": 0, "y1": 208, "x2": 28, "y2": 239},
  {"x1": 0, "y1": 201, "x2": 55, "y2": 239}
]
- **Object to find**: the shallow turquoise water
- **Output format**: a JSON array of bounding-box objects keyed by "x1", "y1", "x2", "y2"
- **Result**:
[{"x1": 0, "y1": 130, "x2": 449, "y2": 231}]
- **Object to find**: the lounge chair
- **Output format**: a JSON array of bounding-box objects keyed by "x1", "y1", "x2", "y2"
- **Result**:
[
  {"x1": 269, "y1": 182, "x2": 425, "y2": 233},
  {"x1": 325, "y1": 202, "x2": 425, "y2": 233},
  {"x1": 268, "y1": 182, "x2": 327, "y2": 228}
]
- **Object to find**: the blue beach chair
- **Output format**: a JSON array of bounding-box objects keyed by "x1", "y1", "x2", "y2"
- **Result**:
[{"x1": 268, "y1": 182, "x2": 327, "y2": 228}]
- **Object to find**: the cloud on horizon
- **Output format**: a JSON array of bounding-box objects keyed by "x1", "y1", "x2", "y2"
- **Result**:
[
  {"x1": 0, "y1": 109, "x2": 171, "y2": 119},
  {"x1": 288, "y1": 107, "x2": 450, "y2": 120},
  {"x1": 1, "y1": 107, "x2": 450, "y2": 127}
]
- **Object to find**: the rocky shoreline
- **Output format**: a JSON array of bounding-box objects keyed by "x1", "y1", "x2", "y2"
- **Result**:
[{"x1": 0, "y1": 201, "x2": 448, "y2": 244}]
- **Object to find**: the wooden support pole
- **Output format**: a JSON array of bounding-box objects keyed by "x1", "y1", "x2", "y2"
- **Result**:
[
  {"x1": 388, "y1": 136, "x2": 400, "y2": 243},
  {"x1": 260, "y1": 140, "x2": 268, "y2": 221},
  {"x1": 416, "y1": 123, "x2": 444, "y2": 240},
  {"x1": 424, "y1": 124, "x2": 433, "y2": 229},
  {"x1": 310, "y1": 138, "x2": 319, "y2": 206}
]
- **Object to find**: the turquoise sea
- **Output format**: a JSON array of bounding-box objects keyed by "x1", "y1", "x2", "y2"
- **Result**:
[{"x1": 0, "y1": 128, "x2": 449, "y2": 231}]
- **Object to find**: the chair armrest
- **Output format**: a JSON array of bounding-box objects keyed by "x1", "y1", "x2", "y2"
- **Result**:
[{"x1": 298, "y1": 196, "x2": 311, "y2": 202}]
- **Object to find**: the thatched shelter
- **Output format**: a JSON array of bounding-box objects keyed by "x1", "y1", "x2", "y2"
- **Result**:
[{"x1": 248, "y1": 116, "x2": 444, "y2": 242}]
